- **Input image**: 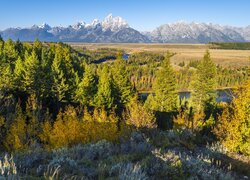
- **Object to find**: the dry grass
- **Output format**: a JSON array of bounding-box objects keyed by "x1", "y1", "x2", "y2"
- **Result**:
[{"x1": 68, "y1": 43, "x2": 250, "y2": 67}]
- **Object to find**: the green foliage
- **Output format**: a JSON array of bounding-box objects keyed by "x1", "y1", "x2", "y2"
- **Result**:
[
  {"x1": 0, "y1": 63, "x2": 14, "y2": 92},
  {"x1": 13, "y1": 56, "x2": 25, "y2": 90},
  {"x1": 209, "y1": 42, "x2": 250, "y2": 50},
  {"x1": 75, "y1": 64, "x2": 97, "y2": 106},
  {"x1": 0, "y1": 39, "x2": 249, "y2": 167},
  {"x1": 191, "y1": 50, "x2": 217, "y2": 113},
  {"x1": 3, "y1": 39, "x2": 18, "y2": 64},
  {"x1": 23, "y1": 50, "x2": 40, "y2": 93},
  {"x1": 178, "y1": 61, "x2": 185, "y2": 67},
  {"x1": 94, "y1": 65, "x2": 115, "y2": 109},
  {"x1": 112, "y1": 59, "x2": 134, "y2": 106},
  {"x1": 145, "y1": 54, "x2": 177, "y2": 112},
  {"x1": 51, "y1": 46, "x2": 71, "y2": 102}
]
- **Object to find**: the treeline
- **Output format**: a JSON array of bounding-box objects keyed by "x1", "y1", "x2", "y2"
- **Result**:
[
  {"x1": 73, "y1": 47, "x2": 248, "y2": 91},
  {"x1": 127, "y1": 52, "x2": 248, "y2": 91},
  {"x1": 209, "y1": 42, "x2": 250, "y2": 50},
  {"x1": 0, "y1": 38, "x2": 249, "y2": 157}
]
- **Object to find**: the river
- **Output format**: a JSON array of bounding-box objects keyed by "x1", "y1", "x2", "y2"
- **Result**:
[{"x1": 139, "y1": 89, "x2": 233, "y2": 103}]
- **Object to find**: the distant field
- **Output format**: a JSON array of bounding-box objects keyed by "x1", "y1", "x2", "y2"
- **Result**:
[
  {"x1": 68, "y1": 43, "x2": 250, "y2": 67},
  {"x1": 209, "y1": 42, "x2": 250, "y2": 50}
]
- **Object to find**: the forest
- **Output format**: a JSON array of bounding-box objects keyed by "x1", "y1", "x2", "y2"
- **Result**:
[
  {"x1": 209, "y1": 42, "x2": 250, "y2": 50},
  {"x1": 0, "y1": 38, "x2": 249, "y2": 179}
]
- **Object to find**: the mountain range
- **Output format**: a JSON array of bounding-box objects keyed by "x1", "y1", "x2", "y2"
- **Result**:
[{"x1": 1, "y1": 14, "x2": 250, "y2": 43}]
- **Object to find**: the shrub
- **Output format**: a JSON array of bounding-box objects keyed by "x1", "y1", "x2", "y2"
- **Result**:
[
  {"x1": 214, "y1": 81, "x2": 250, "y2": 156},
  {"x1": 4, "y1": 104, "x2": 27, "y2": 152},
  {"x1": 118, "y1": 162, "x2": 148, "y2": 180},
  {"x1": 83, "y1": 140, "x2": 115, "y2": 161},
  {"x1": 0, "y1": 154, "x2": 17, "y2": 178},
  {"x1": 125, "y1": 97, "x2": 156, "y2": 129}
]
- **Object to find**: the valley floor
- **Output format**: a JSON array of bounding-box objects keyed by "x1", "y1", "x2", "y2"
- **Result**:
[{"x1": 69, "y1": 43, "x2": 250, "y2": 67}]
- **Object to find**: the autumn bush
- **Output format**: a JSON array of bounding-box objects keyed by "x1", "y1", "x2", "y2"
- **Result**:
[
  {"x1": 39, "y1": 106, "x2": 121, "y2": 149},
  {"x1": 214, "y1": 81, "x2": 250, "y2": 156},
  {"x1": 124, "y1": 96, "x2": 157, "y2": 129}
]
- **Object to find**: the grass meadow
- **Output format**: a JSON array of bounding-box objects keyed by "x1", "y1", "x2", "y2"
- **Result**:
[{"x1": 69, "y1": 43, "x2": 250, "y2": 67}]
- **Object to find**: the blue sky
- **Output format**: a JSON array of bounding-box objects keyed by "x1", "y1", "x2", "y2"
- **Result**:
[{"x1": 0, "y1": 0, "x2": 249, "y2": 31}]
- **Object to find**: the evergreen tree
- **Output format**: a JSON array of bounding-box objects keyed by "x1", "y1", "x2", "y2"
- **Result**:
[
  {"x1": 13, "y1": 56, "x2": 25, "y2": 91},
  {"x1": 33, "y1": 39, "x2": 43, "y2": 60},
  {"x1": 0, "y1": 63, "x2": 14, "y2": 92},
  {"x1": 112, "y1": 59, "x2": 134, "y2": 107},
  {"x1": 15, "y1": 39, "x2": 25, "y2": 59},
  {"x1": 51, "y1": 46, "x2": 70, "y2": 102},
  {"x1": 191, "y1": 50, "x2": 217, "y2": 113},
  {"x1": 0, "y1": 35, "x2": 4, "y2": 60},
  {"x1": 3, "y1": 39, "x2": 18, "y2": 65},
  {"x1": 145, "y1": 54, "x2": 177, "y2": 112},
  {"x1": 39, "y1": 47, "x2": 54, "y2": 99},
  {"x1": 23, "y1": 50, "x2": 40, "y2": 93},
  {"x1": 94, "y1": 65, "x2": 115, "y2": 109},
  {"x1": 75, "y1": 64, "x2": 97, "y2": 106}
]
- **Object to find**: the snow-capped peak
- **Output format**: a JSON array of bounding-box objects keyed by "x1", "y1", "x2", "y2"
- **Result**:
[
  {"x1": 38, "y1": 23, "x2": 51, "y2": 30},
  {"x1": 102, "y1": 13, "x2": 129, "y2": 31},
  {"x1": 72, "y1": 21, "x2": 86, "y2": 30},
  {"x1": 85, "y1": 19, "x2": 100, "y2": 28},
  {"x1": 91, "y1": 19, "x2": 100, "y2": 26}
]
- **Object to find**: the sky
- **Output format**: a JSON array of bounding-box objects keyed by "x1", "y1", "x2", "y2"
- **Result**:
[{"x1": 0, "y1": 0, "x2": 250, "y2": 31}]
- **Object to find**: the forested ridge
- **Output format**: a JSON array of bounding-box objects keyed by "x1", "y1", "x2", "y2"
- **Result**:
[{"x1": 0, "y1": 38, "x2": 249, "y2": 179}]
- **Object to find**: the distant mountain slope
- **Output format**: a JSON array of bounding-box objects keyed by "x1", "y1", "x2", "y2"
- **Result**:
[
  {"x1": 145, "y1": 22, "x2": 246, "y2": 43},
  {"x1": 0, "y1": 15, "x2": 249, "y2": 43},
  {"x1": 0, "y1": 14, "x2": 149, "y2": 43}
]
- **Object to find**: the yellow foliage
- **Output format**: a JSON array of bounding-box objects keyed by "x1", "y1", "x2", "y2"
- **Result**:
[
  {"x1": 81, "y1": 107, "x2": 119, "y2": 142},
  {"x1": 44, "y1": 106, "x2": 82, "y2": 149},
  {"x1": 39, "y1": 120, "x2": 53, "y2": 149},
  {"x1": 40, "y1": 106, "x2": 121, "y2": 149},
  {"x1": 173, "y1": 105, "x2": 203, "y2": 131},
  {"x1": 4, "y1": 114, "x2": 27, "y2": 151},
  {"x1": 173, "y1": 114, "x2": 189, "y2": 129},
  {"x1": 0, "y1": 116, "x2": 5, "y2": 127},
  {"x1": 214, "y1": 80, "x2": 250, "y2": 156},
  {"x1": 125, "y1": 97, "x2": 157, "y2": 129}
]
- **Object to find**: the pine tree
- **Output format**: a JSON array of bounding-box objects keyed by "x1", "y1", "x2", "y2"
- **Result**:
[
  {"x1": 51, "y1": 44, "x2": 80, "y2": 103},
  {"x1": 145, "y1": 54, "x2": 177, "y2": 112},
  {"x1": 3, "y1": 39, "x2": 18, "y2": 65},
  {"x1": 75, "y1": 64, "x2": 97, "y2": 106},
  {"x1": 94, "y1": 65, "x2": 115, "y2": 109},
  {"x1": 13, "y1": 56, "x2": 25, "y2": 91},
  {"x1": 112, "y1": 59, "x2": 134, "y2": 107},
  {"x1": 191, "y1": 50, "x2": 217, "y2": 113},
  {"x1": 39, "y1": 47, "x2": 54, "y2": 99},
  {"x1": 23, "y1": 50, "x2": 40, "y2": 93},
  {"x1": 51, "y1": 46, "x2": 69, "y2": 102},
  {"x1": 0, "y1": 35, "x2": 4, "y2": 60},
  {"x1": 33, "y1": 39, "x2": 43, "y2": 60},
  {"x1": 15, "y1": 39, "x2": 25, "y2": 59},
  {"x1": 0, "y1": 63, "x2": 14, "y2": 92}
]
